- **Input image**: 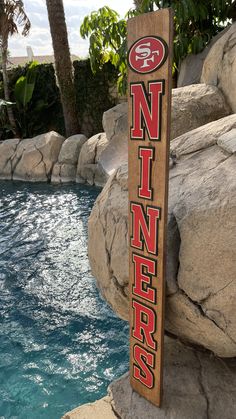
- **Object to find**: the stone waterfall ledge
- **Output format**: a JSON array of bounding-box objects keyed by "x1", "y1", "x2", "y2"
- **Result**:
[{"x1": 62, "y1": 337, "x2": 236, "y2": 419}]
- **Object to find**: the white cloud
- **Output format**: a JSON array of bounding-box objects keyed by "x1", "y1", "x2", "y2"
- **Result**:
[{"x1": 8, "y1": 0, "x2": 134, "y2": 57}]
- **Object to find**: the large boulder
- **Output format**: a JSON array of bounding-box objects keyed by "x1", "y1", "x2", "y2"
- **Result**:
[
  {"x1": 177, "y1": 25, "x2": 231, "y2": 87},
  {"x1": 77, "y1": 104, "x2": 129, "y2": 187},
  {"x1": 99, "y1": 102, "x2": 128, "y2": 178},
  {"x1": 171, "y1": 84, "x2": 230, "y2": 139},
  {"x1": 12, "y1": 131, "x2": 64, "y2": 182},
  {"x1": 51, "y1": 134, "x2": 87, "y2": 183},
  {"x1": 88, "y1": 114, "x2": 236, "y2": 357},
  {"x1": 77, "y1": 85, "x2": 229, "y2": 187},
  {"x1": 102, "y1": 102, "x2": 128, "y2": 142},
  {"x1": 63, "y1": 337, "x2": 236, "y2": 419},
  {"x1": 201, "y1": 23, "x2": 236, "y2": 113},
  {"x1": 0, "y1": 138, "x2": 20, "y2": 180},
  {"x1": 76, "y1": 133, "x2": 109, "y2": 187},
  {"x1": 106, "y1": 85, "x2": 230, "y2": 143}
]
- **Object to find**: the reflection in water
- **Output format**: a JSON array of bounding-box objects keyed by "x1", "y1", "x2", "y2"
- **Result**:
[{"x1": 0, "y1": 182, "x2": 129, "y2": 419}]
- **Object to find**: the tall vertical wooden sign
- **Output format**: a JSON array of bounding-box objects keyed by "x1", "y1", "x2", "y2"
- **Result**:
[{"x1": 128, "y1": 9, "x2": 173, "y2": 407}]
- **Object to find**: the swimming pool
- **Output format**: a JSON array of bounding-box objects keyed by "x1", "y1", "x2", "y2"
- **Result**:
[{"x1": 0, "y1": 182, "x2": 129, "y2": 419}]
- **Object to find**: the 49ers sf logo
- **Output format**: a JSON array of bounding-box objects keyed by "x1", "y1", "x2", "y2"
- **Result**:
[{"x1": 128, "y1": 36, "x2": 168, "y2": 74}]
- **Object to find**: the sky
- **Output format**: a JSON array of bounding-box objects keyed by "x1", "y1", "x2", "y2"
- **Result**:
[{"x1": 8, "y1": 0, "x2": 134, "y2": 58}]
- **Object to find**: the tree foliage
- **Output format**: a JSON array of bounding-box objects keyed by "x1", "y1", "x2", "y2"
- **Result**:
[
  {"x1": 14, "y1": 61, "x2": 38, "y2": 108},
  {"x1": 0, "y1": 0, "x2": 30, "y2": 41},
  {"x1": 80, "y1": 6, "x2": 128, "y2": 94},
  {"x1": 81, "y1": 1, "x2": 234, "y2": 94},
  {"x1": 0, "y1": 0, "x2": 31, "y2": 136}
]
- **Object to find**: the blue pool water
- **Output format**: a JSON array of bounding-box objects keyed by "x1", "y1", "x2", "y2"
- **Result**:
[{"x1": 0, "y1": 182, "x2": 129, "y2": 419}]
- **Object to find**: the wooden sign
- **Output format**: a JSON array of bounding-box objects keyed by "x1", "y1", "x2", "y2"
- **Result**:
[{"x1": 128, "y1": 9, "x2": 173, "y2": 407}]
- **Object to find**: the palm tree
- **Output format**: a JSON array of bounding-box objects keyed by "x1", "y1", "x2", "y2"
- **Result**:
[
  {"x1": 45, "y1": 0, "x2": 80, "y2": 137},
  {"x1": 0, "y1": 0, "x2": 30, "y2": 137}
]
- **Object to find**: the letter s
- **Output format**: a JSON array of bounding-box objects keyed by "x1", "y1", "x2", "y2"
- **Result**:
[
  {"x1": 133, "y1": 344, "x2": 154, "y2": 389},
  {"x1": 135, "y1": 42, "x2": 151, "y2": 60}
]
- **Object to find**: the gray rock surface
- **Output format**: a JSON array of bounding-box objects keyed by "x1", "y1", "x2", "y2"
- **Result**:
[
  {"x1": 177, "y1": 25, "x2": 231, "y2": 87},
  {"x1": 51, "y1": 134, "x2": 87, "y2": 183},
  {"x1": 100, "y1": 102, "x2": 128, "y2": 178},
  {"x1": 171, "y1": 84, "x2": 231, "y2": 139},
  {"x1": 78, "y1": 85, "x2": 229, "y2": 187},
  {"x1": 217, "y1": 128, "x2": 236, "y2": 154},
  {"x1": 0, "y1": 138, "x2": 20, "y2": 180},
  {"x1": 63, "y1": 337, "x2": 236, "y2": 419},
  {"x1": 88, "y1": 114, "x2": 236, "y2": 357},
  {"x1": 77, "y1": 104, "x2": 129, "y2": 187},
  {"x1": 0, "y1": 132, "x2": 65, "y2": 182},
  {"x1": 102, "y1": 102, "x2": 128, "y2": 142},
  {"x1": 76, "y1": 133, "x2": 109, "y2": 186},
  {"x1": 201, "y1": 23, "x2": 236, "y2": 112},
  {"x1": 12, "y1": 132, "x2": 65, "y2": 182},
  {"x1": 62, "y1": 397, "x2": 114, "y2": 419},
  {"x1": 106, "y1": 84, "x2": 230, "y2": 143}
]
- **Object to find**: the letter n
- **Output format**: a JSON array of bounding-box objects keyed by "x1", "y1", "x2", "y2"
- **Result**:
[
  {"x1": 131, "y1": 203, "x2": 160, "y2": 255},
  {"x1": 130, "y1": 80, "x2": 164, "y2": 141}
]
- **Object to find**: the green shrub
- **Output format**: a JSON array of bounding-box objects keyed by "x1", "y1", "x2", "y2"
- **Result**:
[
  {"x1": 0, "y1": 62, "x2": 64, "y2": 140},
  {"x1": 0, "y1": 59, "x2": 119, "y2": 140},
  {"x1": 73, "y1": 59, "x2": 118, "y2": 138},
  {"x1": 81, "y1": 1, "x2": 234, "y2": 94}
]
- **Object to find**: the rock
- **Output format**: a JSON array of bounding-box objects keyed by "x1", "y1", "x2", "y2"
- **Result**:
[
  {"x1": 51, "y1": 134, "x2": 87, "y2": 183},
  {"x1": 99, "y1": 102, "x2": 128, "y2": 179},
  {"x1": 177, "y1": 26, "x2": 231, "y2": 87},
  {"x1": 58, "y1": 134, "x2": 87, "y2": 165},
  {"x1": 80, "y1": 85, "x2": 229, "y2": 186},
  {"x1": 88, "y1": 114, "x2": 236, "y2": 357},
  {"x1": 171, "y1": 113, "x2": 236, "y2": 158},
  {"x1": 88, "y1": 164, "x2": 129, "y2": 320},
  {"x1": 76, "y1": 103, "x2": 129, "y2": 187},
  {"x1": 64, "y1": 337, "x2": 236, "y2": 419},
  {"x1": 201, "y1": 23, "x2": 236, "y2": 112},
  {"x1": 217, "y1": 128, "x2": 236, "y2": 154},
  {"x1": 177, "y1": 51, "x2": 209, "y2": 88},
  {"x1": 0, "y1": 138, "x2": 20, "y2": 180},
  {"x1": 12, "y1": 131, "x2": 64, "y2": 182},
  {"x1": 76, "y1": 133, "x2": 109, "y2": 187},
  {"x1": 62, "y1": 397, "x2": 114, "y2": 419},
  {"x1": 102, "y1": 102, "x2": 128, "y2": 142},
  {"x1": 171, "y1": 84, "x2": 231, "y2": 139}
]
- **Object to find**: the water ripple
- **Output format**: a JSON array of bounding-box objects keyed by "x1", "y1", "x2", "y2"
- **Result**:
[{"x1": 0, "y1": 182, "x2": 129, "y2": 419}]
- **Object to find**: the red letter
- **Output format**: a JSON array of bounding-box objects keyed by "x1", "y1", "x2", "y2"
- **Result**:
[
  {"x1": 131, "y1": 203, "x2": 160, "y2": 255},
  {"x1": 131, "y1": 81, "x2": 164, "y2": 140},
  {"x1": 133, "y1": 344, "x2": 154, "y2": 389},
  {"x1": 138, "y1": 147, "x2": 154, "y2": 200},
  {"x1": 132, "y1": 300, "x2": 157, "y2": 350},
  {"x1": 133, "y1": 254, "x2": 156, "y2": 303}
]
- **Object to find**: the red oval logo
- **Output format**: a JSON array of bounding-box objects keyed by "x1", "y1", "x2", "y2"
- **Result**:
[{"x1": 128, "y1": 36, "x2": 168, "y2": 74}]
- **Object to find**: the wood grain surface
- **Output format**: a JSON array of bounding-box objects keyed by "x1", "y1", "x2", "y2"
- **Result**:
[{"x1": 128, "y1": 9, "x2": 173, "y2": 407}]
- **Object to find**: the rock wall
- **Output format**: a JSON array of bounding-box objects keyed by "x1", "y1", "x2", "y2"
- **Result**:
[
  {"x1": 0, "y1": 132, "x2": 89, "y2": 184},
  {"x1": 51, "y1": 134, "x2": 87, "y2": 183},
  {"x1": 0, "y1": 132, "x2": 65, "y2": 182},
  {"x1": 2, "y1": 83, "x2": 227, "y2": 186},
  {"x1": 63, "y1": 337, "x2": 236, "y2": 419},
  {"x1": 77, "y1": 84, "x2": 230, "y2": 187},
  {"x1": 177, "y1": 25, "x2": 232, "y2": 87},
  {"x1": 88, "y1": 115, "x2": 236, "y2": 358},
  {"x1": 201, "y1": 23, "x2": 236, "y2": 113}
]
